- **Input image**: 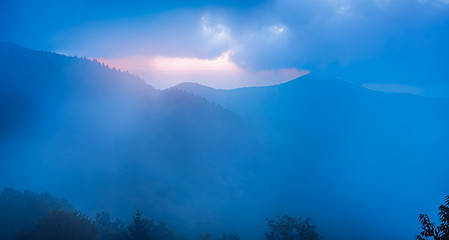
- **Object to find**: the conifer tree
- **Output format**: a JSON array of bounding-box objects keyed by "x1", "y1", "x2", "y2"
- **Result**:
[{"x1": 127, "y1": 209, "x2": 150, "y2": 240}]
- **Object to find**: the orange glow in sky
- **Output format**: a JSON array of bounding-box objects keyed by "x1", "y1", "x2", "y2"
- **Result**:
[
  {"x1": 94, "y1": 52, "x2": 308, "y2": 89},
  {"x1": 150, "y1": 51, "x2": 240, "y2": 72}
]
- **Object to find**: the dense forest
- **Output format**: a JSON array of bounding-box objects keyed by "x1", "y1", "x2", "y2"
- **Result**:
[
  {"x1": 2, "y1": 188, "x2": 448, "y2": 240},
  {"x1": 0, "y1": 188, "x2": 323, "y2": 240}
]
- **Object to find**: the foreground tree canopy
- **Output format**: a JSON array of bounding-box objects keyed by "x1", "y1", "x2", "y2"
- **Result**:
[
  {"x1": 15, "y1": 210, "x2": 98, "y2": 240},
  {"x1": 417, "y1": 196, "x2": 449, "y2": 240},
  {"x1": 265, "y1": 215, "x2": 321, "y2": 240},
  {"x1": 0, "y1": 188, "x2": 249, "y2": 240}
]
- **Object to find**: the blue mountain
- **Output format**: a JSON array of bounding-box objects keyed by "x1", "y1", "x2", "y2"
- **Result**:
[
  {"x1": 172, "y1": 73, "x2": 449, "y2": 240},
  {"x1": 0, "y1": 43, "x2": 266, "y2": 239},
  {"x1": 1, "y1": 42, "x2": 448, "y2": 240}
]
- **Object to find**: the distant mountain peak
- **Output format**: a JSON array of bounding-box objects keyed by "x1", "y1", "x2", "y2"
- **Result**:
[{"x1": 171, "y1": 82, "x2": 217, "y2": 91}]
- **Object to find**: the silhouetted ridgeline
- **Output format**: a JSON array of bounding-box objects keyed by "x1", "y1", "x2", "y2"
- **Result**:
[
  {"x1": 1, "y1": 42, "x2": 449, "y2": 240},
  {"x1": 171, "y1": 70, "x2": 449, "y2": 240},
  {"x1": 0, "y1": 43, "x2": 267, "y2": 239}
]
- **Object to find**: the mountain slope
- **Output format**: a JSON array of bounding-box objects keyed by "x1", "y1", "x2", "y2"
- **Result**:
[
  {"x1": 2, "y1": 42, "x2": 449, "y2": 240},
  {"x1": 0, "y1": 43, "x2": 267, "y2": 238},
  {"x1": 171, "y1": 73, "x2": 449, "y2": 240}
]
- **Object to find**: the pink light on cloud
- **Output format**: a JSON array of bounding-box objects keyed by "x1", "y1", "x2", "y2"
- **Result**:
[
  {"x1": 151, "y1": 51, "x2": 240, "y2": 72},
  {"x1": 94, "y1": 52, "x2": 309, "y2": 89}
]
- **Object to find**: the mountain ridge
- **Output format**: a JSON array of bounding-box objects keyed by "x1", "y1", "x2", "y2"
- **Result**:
[
  {"x1": 171, "y1": 72, "x2": 448, "y2": 102},
  {"x1": 171, "y1": 59, "x2": 449, "y2": 240},
  {"x1": 0, "y1": 43, "x2": 268, "y2": 239},
  {"x1": 1, "y1": 43, "x2": 449, "y2": 240}
]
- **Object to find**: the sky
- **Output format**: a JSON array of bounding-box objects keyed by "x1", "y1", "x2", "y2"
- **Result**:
[{"x1": 1, "y1": 0, "x2": 449, "y2": 95}]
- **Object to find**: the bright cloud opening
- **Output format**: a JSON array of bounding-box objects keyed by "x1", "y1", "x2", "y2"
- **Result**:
[
  {"x1": 150, "y1": 51, "x2": 238, "y2": 72},
  {"x1": 94, "y1": 52, "x2": 308, "y2": 89}
]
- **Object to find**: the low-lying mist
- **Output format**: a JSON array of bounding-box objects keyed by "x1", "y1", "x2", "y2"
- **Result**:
[{"x1": 1, "y1": 43, "x2": 448, "y2": 240}]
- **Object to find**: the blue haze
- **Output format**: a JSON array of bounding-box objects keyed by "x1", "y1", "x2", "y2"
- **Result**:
[
  {"x1": 1, "y1": 0, "x2": 449, "y2": 239},
  {"x1": 1, "y1": 43, "x2": 448, "y2": 240}
]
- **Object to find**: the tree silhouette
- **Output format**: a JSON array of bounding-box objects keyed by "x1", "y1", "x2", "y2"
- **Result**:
[
  {"x1": 96, "y1": 211, "x2": 125, "y2": 240},
  {"x1": 265, "y1": 215, "x2": 321, "y2": 240},
  {"x1": 216, "y1": 233, "x2": 240, "y2": 240},
  {"x1": 127, "y1": 209, "x2": 150, "y2": 240},
  {"x1": 15, "y1": 209, "x2": 98, "y2": 240},
  {"x1": 148, "y1": 221, "x2": 177, "y2": 240},
  {"x1": 198, "y1": 232, "x2": 212, "y2": 240},
  {"x1": 417, "y1": 196, "x2": 449, "y2": 240},
  {"x1": 0, "y1": 188, "x2": 73, "y2": 240}
]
